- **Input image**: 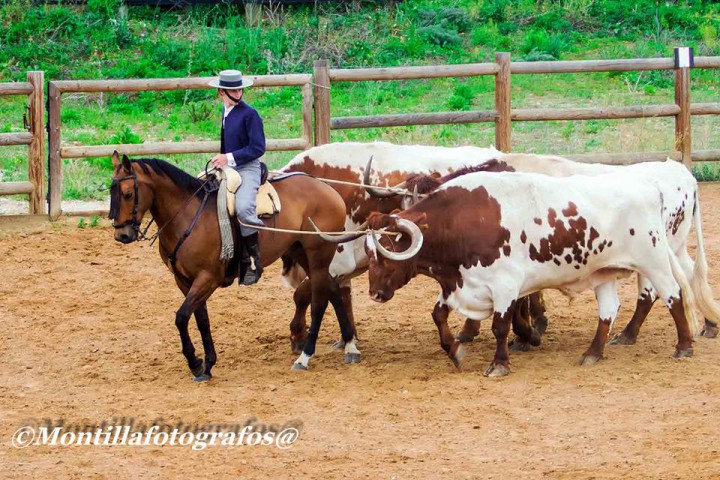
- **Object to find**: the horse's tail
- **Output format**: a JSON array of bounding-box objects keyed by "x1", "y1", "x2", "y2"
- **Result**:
[
  {"x1": 281, "y1": 255, "x2": 308, "y2": 289},
  {"x1": 690, "y1": 191, "x2": 720, "y2": 327}
]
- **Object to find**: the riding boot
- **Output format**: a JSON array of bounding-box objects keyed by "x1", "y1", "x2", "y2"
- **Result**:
[{"x1": 240, "y1": 232, "x2": 263, "y2": 285}]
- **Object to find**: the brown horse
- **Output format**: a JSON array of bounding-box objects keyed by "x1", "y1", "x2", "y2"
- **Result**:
[{"x1": 109, "y1": 152, "x2": 360, "y2": 381}]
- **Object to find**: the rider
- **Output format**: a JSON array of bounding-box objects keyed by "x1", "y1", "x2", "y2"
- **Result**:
[{"x1": 209, "y1": 70, "x2": 266, "y2": 285}]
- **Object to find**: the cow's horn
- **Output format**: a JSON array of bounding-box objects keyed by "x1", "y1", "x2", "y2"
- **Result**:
[
  {"x1": 309, "y1": 218, "x2": 368, "y2": 243},
  {"x1": 363, "y1": 156, "x2": 405, "y2": 199},
  {"x1": 372, "y1": 219, "x2": 423, "y2": 261}
]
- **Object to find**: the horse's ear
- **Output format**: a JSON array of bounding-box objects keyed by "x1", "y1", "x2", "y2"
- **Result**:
[
  {"x1": 111, "y1": 151, "x2": 121, "y2": 169},
  {"x1": 121, "y1": 154, "x2": 132, "y2": 172}
]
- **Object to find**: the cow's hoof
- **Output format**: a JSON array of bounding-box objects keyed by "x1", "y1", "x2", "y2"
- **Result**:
[
  {"x1": 534, "y1": 316, "x2": 549, "y2": 336},
  {"x1": 509, "y1": 338, "x2": 531, "y2": 352},
  {"x1": 483, "y1": 362, "x2": 510, "y2": 377},
  {"x1": 608, "y1": 333, "x2": 636, "y2": 346},
  {"x1": 449, "y1": 343, "x2": 466, "y2": 369},
  {"x1": 578, "y1": 354, "x2": 601, "y2": 366},
  {"x1": 192, "y1": 373, "x2": 212, "y2": 382},
  {"x1": 290, "y1": 340, "x2": 306, "y2": 355},
  {"x1": 291, "y1": 362, "x2": 308, "y2": 371},
  {"x1": 191, "y1": 360, "x2": 205, "y2": 378},
  {"x1": 344, "y1": 352, "x2": 361, "y2": 364},
  {"x1": 672, "y1": 348, "x2": 693, "y2": 359},
  {"x1": 455, "y1": 332, "x2": 476, "y2": 344},
  {"x1": 702, "y1": 321, "x2": 719, "y2": 339},
  {"x1": 331, "y1": 340, "x2": 346, "y2": 350}
]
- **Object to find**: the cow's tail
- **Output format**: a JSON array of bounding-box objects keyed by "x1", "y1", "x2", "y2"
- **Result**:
[
  {"x1": 668, "y1": 246, "x2": 704, "y2": 337},
  {"x1": 280, "y1": 256, "x2": 308, "y2": 289},
  {"x1": 690, "y1": 191, "x2": 720, "y2": 327}
]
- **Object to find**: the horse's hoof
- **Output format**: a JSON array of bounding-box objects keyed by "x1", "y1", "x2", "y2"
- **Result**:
[
  {"x1": 332, "y1": 340, "x2": 346, "y2": 350},
  {"x1": 672, "y1": 348, "x2": 693, "y2": 359},
  {"x1": 192, "y1": 373, "x2": 212, "y2": 382},
  {"x1": 344, "y1": 352, "x2": 361, "y2": 364},
  {"x1": 608, "y1": 333, "x2": 636, "y2": 346},
  {"x1": 702, "y1": 321, "x2": 719, "y2": 339},
  {"x1": 191, "y1": 361, "x2": 205, "y2": 377},
  {"x1": 455, "y1": 332, "x2": 476, "y2": 344},
  {"x1": 291, "y1": 362, "x2": 308, "y2": 371},
  {"x1": 449, "y1": 343, "x2": 466, "y2": 369},
  {"x1": 578, "y1": 354, "x2": 601, "y2": 366},
  {"x1": 509, "y1": 338, "x2": 531, "y2": 352},
  {"x1": 483, "y1": 362, "x2": 510, "y2": 377}
]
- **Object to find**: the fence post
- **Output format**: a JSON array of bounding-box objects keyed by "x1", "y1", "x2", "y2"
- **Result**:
[
  {"x1": 494, "y1": 52, "x2": 512, "y2": 152},
  {"x1": 674, "y1": 47, "x2": 693, "y2": 170},
  {"x1": 27, "y1": 71, "x2": 45, "y2": 215},
  {"x1": 48, "y1": 82, "x2": 62, "y2": 220},
  {"x1": 313, "y1": 59, "x2": 331, "y2": 146}
]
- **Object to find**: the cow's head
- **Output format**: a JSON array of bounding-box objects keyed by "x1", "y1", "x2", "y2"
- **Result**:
[
  {"x1": 309, "y1": 211, "x2": 426, "y2": 303},
  {"x1": 364, "y1": 212, "x2": 427, "y2": 303}
]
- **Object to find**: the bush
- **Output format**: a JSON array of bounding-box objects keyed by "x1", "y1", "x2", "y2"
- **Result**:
[
  {"x1": 418, "y1": 7, "x2": 472, "y2": 33},
  {"x1": 417, "y1": 25, "x2": 462, "y2": 48},
  {"x1": 522, "y1": 29, "x2": 567, "y2": 60}
]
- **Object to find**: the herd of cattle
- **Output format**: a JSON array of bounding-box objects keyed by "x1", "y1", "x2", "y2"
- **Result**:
[{"x1": 276, "y1": 142, "x2": 720, "y2": 376}]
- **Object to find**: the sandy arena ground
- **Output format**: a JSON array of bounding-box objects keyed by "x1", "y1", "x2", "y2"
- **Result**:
[{"x1": 2, "y1": 185, "x2": 720, "y2": 479}]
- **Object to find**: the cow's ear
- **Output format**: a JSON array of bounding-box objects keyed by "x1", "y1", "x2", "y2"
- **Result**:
[
  {"x1": 430, "y1": 172, "x2": 442, "y2": 179},
  {"x1": 121, "y1": 154, "x2": 132, "y2": 172},
  {"x1": 418, "y1": 212, "x2": 429, "y2": 230},
  {"x1": 111, "y1": 151, "x2": 121, "y2": 169},
  {"x1": 390, "y1": 208, "x2": 402, "y2": 215}
]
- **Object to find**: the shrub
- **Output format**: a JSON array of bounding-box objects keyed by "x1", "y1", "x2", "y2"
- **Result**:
[
  {"x1": 417, "y1": 25, "x2": 462, "y2": 48},
  {"x1": 522, "y1": 29, "x2": 567, "y2": 60},
  {"x1": 418, "y1": 7, "x2": 472, "y2": 33}
]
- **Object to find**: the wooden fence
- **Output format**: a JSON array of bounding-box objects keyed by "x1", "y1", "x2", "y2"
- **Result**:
[
  {"x1": 0, "y1": 71, "x2": 45, "y2": 214},
  {"x1": 314, "y1": 50, "x2": 720, "y2": 167},
  {"x1": 47, "y1": 74, "x2": 314, "y2": 219},
  {"x1": 2, "y1": 50, "x2": 718, "y2": 219}
]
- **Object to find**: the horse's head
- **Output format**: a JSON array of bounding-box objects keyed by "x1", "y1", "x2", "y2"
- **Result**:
[{"x1": 109, "y1": 151, "x2": 154, "y2": 243}]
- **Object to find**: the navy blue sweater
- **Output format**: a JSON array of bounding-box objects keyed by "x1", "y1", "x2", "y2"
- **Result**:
[{"x1": 220, "y1": 101, "x2": 266, "y2": 167}]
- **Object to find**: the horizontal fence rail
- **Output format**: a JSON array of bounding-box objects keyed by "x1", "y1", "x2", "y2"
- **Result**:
[
  {"x1": 0, "y1": 73, "x2": 45, "y2": 215},
  {"x1": 315, "y1": 50, "x2": 720, "y2": 171},
  {"x1": 47, "y1": 74, "x2": 314, "y2": 219}
]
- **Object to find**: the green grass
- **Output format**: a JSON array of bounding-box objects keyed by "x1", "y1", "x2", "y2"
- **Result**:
[{"x1": 0, "y1": 0, "x2": 719, "y2": 200}]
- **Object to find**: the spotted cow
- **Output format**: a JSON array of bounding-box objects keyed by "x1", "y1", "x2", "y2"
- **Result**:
[{"x1": 358, "y1": 169, "x2": 704, "y2": 376}]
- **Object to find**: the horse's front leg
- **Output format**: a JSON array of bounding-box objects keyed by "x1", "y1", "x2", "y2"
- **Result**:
[
  {"x1": 174, "y1": 272, "x2": 219, "y2": 381},
  {"x1": 193, "y1": 303, "x2": 217, "y2": 381}
]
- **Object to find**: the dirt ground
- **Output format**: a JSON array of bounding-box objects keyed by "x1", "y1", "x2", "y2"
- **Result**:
[{"x1": 2, "y1": 185, "x2": 720, "y2": 479}]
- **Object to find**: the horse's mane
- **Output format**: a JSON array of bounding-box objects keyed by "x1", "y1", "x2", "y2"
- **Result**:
[
  {"x1": 405, "y1": 158, "x2": 515, "y2": 195},
  {"x1": 122, "y1": 158, "x2": 205, "y2": 195}
]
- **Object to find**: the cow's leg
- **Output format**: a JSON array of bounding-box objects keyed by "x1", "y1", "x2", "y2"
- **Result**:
[
  {"x1": 609, "y1": 276, "x2": 656, "y2": 346},
  {"x1": 456, "y1": 318, "x2": 481, "y2": 343},
  {"x1": 290, "y1": 279, "x2": 311, "y2": 354},
  {"x1": 432, "y1": 302, "x2": 465, "y2": 368},
  {"x1": 676, "y1": 248, "x2": 718, "y2": 338},
  {"x1": 529, "y1": 292, "x2": 549, "y2": 335},
  {"x1": 579, "y1": 280, "x2": 620, "y2": 365},
  {"x1": 484, "y1": 298, "x2": 518, "y2": 377},
  {"x1": 641, "y1": 265, "x2": 694, "y2": 358},
  {"x1": 509, "y1": 296, "x2": 542, "y2": 352}
]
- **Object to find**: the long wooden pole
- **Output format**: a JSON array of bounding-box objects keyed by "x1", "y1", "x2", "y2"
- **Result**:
[
  {"x1": 27, "y1": 71, "x2": 45, "y2": 215},
  {"x1": 494, "y1": 52, "x2": 511, "y2": 152},
  {"x1": 674, "y1": 49, "x2": 692, "y2": 170},
  {"x1": 48, "y1": 82, "x2": 62, "y2": 220},
  {"x1": 313, "y1": 59, "x2": 331, "y2": 145},
  {"x1": 301, "y1": 82, "x2": 313, "y2": 148}
]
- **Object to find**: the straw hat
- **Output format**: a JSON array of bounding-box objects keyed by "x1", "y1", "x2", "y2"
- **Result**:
[{"x1": 208, "y1": 70, "x2": 255, "y2": 89}]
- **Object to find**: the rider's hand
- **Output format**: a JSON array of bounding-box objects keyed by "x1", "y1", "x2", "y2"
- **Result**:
[{"x1": 211, "y1": 154, "x2": 228, "y2": 168}]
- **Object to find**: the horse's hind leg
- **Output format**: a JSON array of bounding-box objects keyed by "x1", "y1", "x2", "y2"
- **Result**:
[
  {"x1": 328, "y1": 277, "x2": 361, "y2": 364},
  {"x1": 290, "y1": 279, "x2": 311, "y2": 354},
  {"x1": 331, "y1": 283, "x2": 358, "y2": 350},
  {"x1": 194, "y1": 303, "x2": 217, "y2": 381}
]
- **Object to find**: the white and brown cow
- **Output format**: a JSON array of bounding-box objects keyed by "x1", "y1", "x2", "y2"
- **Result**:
[
  {"x1": 323, "y1": 168, "x2": 710, "y2": 376},
  {"x1": 392, "y1": 155, "x2": 720, "y2": 344}
]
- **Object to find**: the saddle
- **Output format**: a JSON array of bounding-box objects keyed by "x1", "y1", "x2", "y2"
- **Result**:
[{"x1": 198, "y1": 163, "x2": 281, "y2": 218}]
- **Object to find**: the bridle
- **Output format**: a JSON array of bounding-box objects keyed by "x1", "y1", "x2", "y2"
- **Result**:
[{"x1": 109, "y1": 169, "x2": 149, "y2": 238}]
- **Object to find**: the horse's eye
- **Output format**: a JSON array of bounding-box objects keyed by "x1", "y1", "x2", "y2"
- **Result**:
[{"x1": 123, "y1": 192, "x2": 133, "y2": 200}]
